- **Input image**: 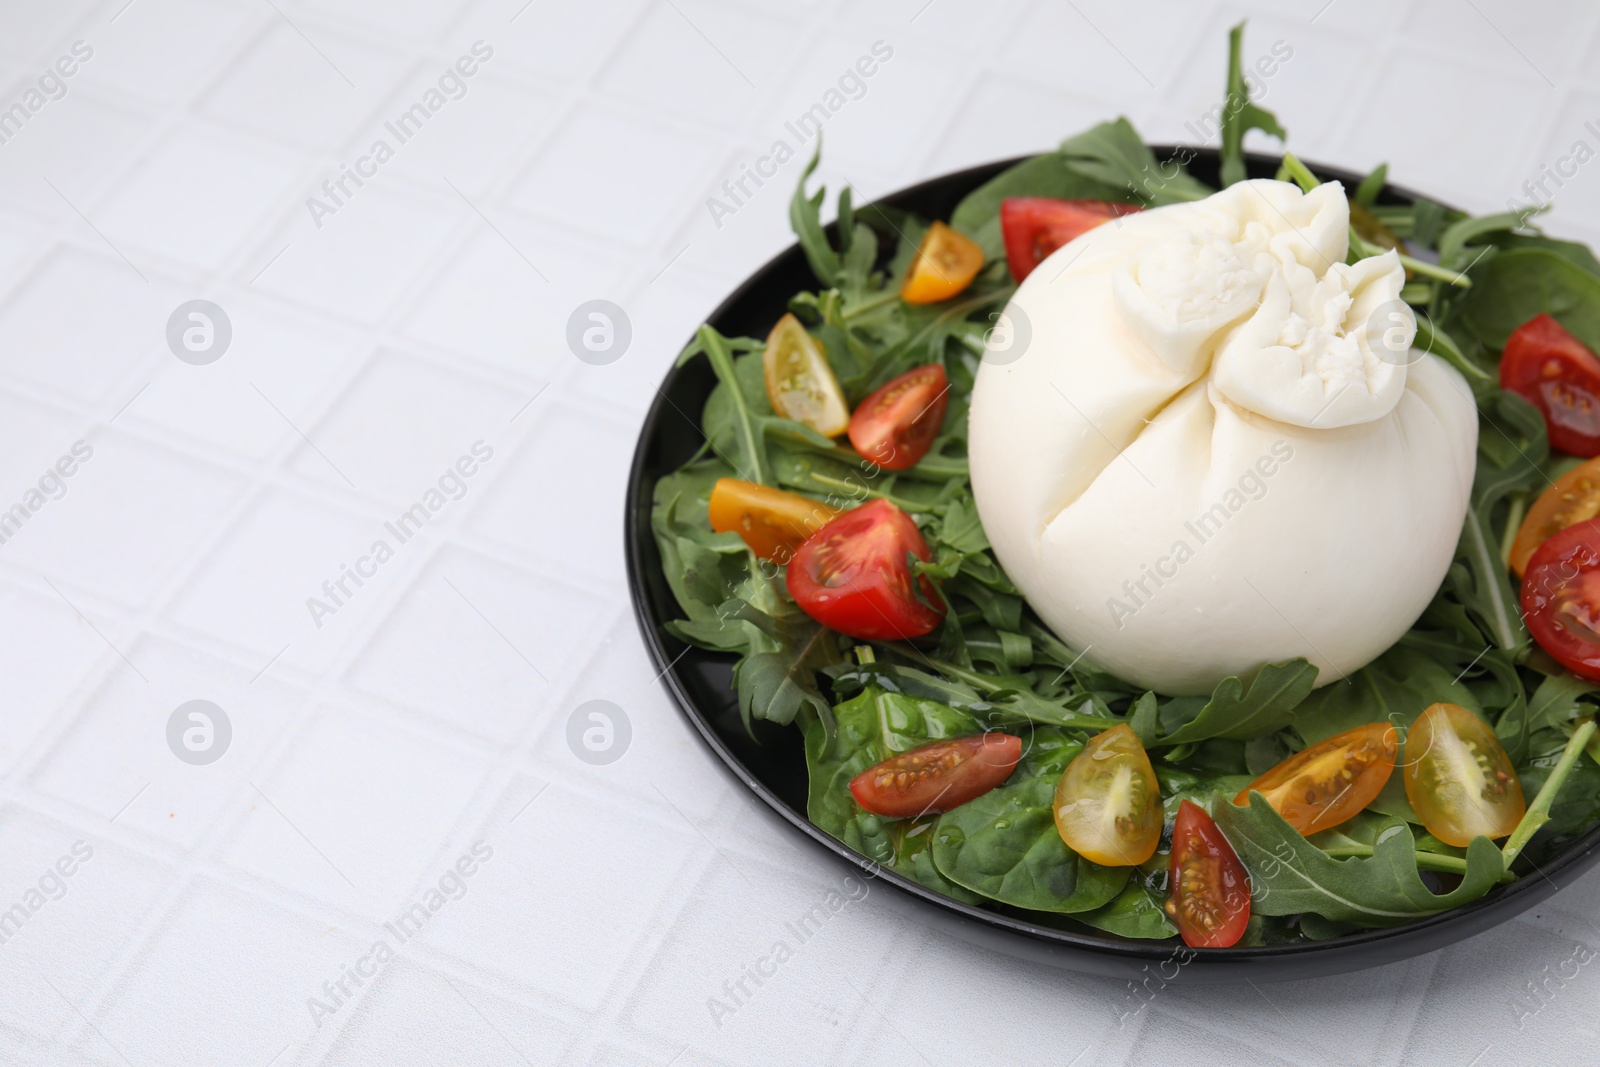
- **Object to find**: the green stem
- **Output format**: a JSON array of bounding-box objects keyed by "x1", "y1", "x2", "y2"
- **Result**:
[
  {"x1": 806, "y1": 471, "x2": 925, "y2": 512},
  {"x1": 1394, "y1": 249, "x2": 1473, "y2": 288},
  {"x1": 842, "y1": 287, "x2": 901, "y2": 321},
  {"x1": 1500, "y1": 493, "x2": 1527, "y2": 569},
  {"x1": 1280, "y1": 151, "x2": 1470, "y2": 288},
  {"x1": 924, "y1": 657, "x2": 1120, "y2": 731},
  {"x1": 1503, "y1": 719, "x2": 1598, "y2": 866},
  {"x1": 1279, "y1": 152, "x2": 1320, "y2": 193},
  {"x1": 1317, "y1": 845, "x2": 1516, "y2": 884}
]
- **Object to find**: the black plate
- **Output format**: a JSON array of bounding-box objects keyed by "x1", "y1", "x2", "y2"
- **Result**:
[{"x1": 624, "y1": 147, "x2": 1600, "y2": 980}]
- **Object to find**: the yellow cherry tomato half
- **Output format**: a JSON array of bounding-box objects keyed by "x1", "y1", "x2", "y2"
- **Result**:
[
  {"x1": 763, "y1": 313, "x2": 850, "y2": 437},
  {"x1": 900, "y1": 221, "x2": 984, "y2": 305},
  {"x1": 1402, "y1": 702, "x2": 1526, "y2": 847},
  {"x1": 708, "y1": 478, "x2": 839, "y2": 563},
  {"x1": 1509, "y1": 455, "x2": 1600, "y2": 576},
  {"x1": 1053, "y1": 723, "x2": 1162, "y2": 866},
  {"x1": 1235, "y1": 723, "x2": 1398, "y2": 836}
]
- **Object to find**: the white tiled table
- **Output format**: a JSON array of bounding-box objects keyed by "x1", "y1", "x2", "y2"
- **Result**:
[{"x1": 0, "y1": 0, "x2": 1597, "y2": 1063}]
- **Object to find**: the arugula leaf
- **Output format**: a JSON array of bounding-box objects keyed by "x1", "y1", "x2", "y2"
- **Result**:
[
  {"x1": 1151, "y1": 659, "x2": 1318, "y2": 746},
  {"x1": 1218, "y1": 22, "x2": 1287, "y2": 187},
  {"x1": 682, "y1": 326, "x2": 770, "y2": 484},
  {"x1": 1290, "y1": 645, "x2": 1481, "y2": 746},
  {"x1": 1527, "y1": 672, "x2": 1600, "y2": 733},
  {"x1": 733, "y1": 600, "x2": 841, "y2": 729},
  {"x1": 1057, "y1": 118, "x2": 1212, "y2": 205},
  {"x1": 1214, "y1": 794, "x2": 1505, "y2": 924},
  {"x1": 789, "y1": 142, "x2": 845, "y2": 287},
  {"x1": 1353, "y1": 163, "x2": 1388, "y2": 207}
]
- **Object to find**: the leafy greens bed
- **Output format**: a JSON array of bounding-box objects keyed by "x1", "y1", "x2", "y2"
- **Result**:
[{"x1": 648, "y1": 26, "x2": 1600, "y2": 946}]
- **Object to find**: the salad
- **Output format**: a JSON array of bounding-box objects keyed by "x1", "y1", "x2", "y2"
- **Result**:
[{"x1": 649, "y1": 24, "x2": 1600, "y2": 948}]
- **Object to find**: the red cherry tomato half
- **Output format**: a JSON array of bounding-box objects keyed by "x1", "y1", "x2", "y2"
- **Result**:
[
  {"x1": 1166, "y1": 800, "x2": 1251, "y2": 949},
  {"x1": 1501, "y1": 313, "x2": 1600, "y2": 457},
  {"x1": 1000, "y1": 197, "x2": 1142, "y2": 283},
  {"x1": 1521, "y1": 517, "x2": 1600, "y2": 680},
  {"x1": 785, "y1": 499, "x2": 944, "y2": 641},
  {"x1": 849, "y1": 733, "x2": 1023, "y2": 818},
  {"x1": 847, "y1": 364, "x2": 949, "y2": 472}
]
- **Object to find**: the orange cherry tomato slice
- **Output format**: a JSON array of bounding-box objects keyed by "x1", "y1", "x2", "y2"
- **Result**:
[
  {"x1": 847, "y1": 364, "x2": 949, "y2": 472},
  {"x1": 1402, "y1": 702, "x2": 1526, "y2": 847},
  {"x1": 764, "y1": 312, "x2": 849, "y2": 437},
  {"x1": 1509, "y1": 455, "x2": 1600, "y2": 576},
  {"x1": 1053, "y1": 723, "x2": 1162, "y2": 866},
  {"x1": 849, "y1": 734, "x2": 1024, "y2": 818},
  {"x1": 1167, "y1": 800, "x2": 1251, "y2": 948},
  {"x1": 707, "y1": 478, "x2": 839, "y2": 563},
  {"x1": 900, "y1": 221, "x2": 984, "y2": 305},
  {"x1": 1234, "y1": 723, "x2": 1398, "y2": 835}
]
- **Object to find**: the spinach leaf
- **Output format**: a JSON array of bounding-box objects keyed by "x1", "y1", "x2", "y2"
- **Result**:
[
  {"x1": 1151, "y1": 659, "x2": 1318, "y2": 746},
  {"x1": 930, "y1": 774, "x2": 1128, "y2": 913},
  {"x1": 1218, "y1": 22, "x2": 1287, "y2": 187},
  {"x1": 1072, "y1": 881, "x2": 1178, "y2": 940},
  {"x1": 1214, "y1": 794, "x2": 1505, "y2": 924},
  {"x1": 1459, "y1": 247, "x2": 1600, "y2": 351}
]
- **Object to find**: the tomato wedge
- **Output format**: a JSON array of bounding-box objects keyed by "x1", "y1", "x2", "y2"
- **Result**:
[
  {"x1": 785, "y1": 498, "x2": 944, "y2": 640},
  {"x1": 1166, "y1": 800, "x2": 1251, "y2": 948},
  {"x1": 849, "y1": 733, "x2": 1023, "y2": 818},
  {"x1": 1509, "y1": 456, "x2": 1600, "y2": 576},
  {"x1": 847, "y1": 364, "x2": 949, "y2": 471},
  {"x1": 1500, "y1": 313, "x2": 1600, "y2": 457},
  {"x1": 1234, "y1": 723, "x2": 1398, "y2": 835},
  {"x1": 1052, "y1": 723, "x2": 1162, "y2": 866},
  {"x1": 1402, "y1": 702, "x2": 1526, "y2": 847},
  {"x1": 900, "y1": 221, "x2": 984, "y2": 304},
  {"x1": 764, "y1": 312, "x2": 850, "y2": 437},
  {"x1": 1521, "y1": 517, "x2": 1600, "y2": 680},
  {"x1": 708, "y1": 478, "x2": 839, "y2": 563},
  {"x1": 1000, "y1": 197, "x2": 1142, "y2": 283}
]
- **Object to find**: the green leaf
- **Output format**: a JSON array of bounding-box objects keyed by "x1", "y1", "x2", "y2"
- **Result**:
[
  {"x1": 733, "y1": 604, "x2": 841, "y2": 728},
  {"x1": 1353, "y1": 163, "x2": 1388, "y2": 207},
  {"x1": 1057, "y1": 118, "x2": 1213, "y2": 205},
  {"x1": 930, "y1": 773, "x2": 1129, "y2": 913},
  {"x1": 947, "y1": 145, "x2": 1139, "y2": 262},
  {"x1": 1527, "y1": 672, "x2": 1600, "y2": 733},
  {"x1": 1214, "y1": 794, "x2": 1505, "y2": 924},
  {"x1": 1152, "y1": 659, "x2": 1318, "y2": 746},
  {"x1": 1219, "y1": 22, "x2": 1287, "y2": 187},
  {"x1": 1071, "y1": 881, "x2": 1178, "y2": 939},
  {"x1": 1459, "y1": 247, "x2": 1600, "y2": 352},
  {"x1": 1290, "y1": 645, "x2": 1481, "y2": 746},
  {"x1": 789, "y1": 142, "x2": 843, "y2": 287}
]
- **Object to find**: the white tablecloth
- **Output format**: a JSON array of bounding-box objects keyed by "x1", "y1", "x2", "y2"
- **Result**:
[{"x1": 0, "y1": 0, "x2": 1596, "y2": 1063}]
